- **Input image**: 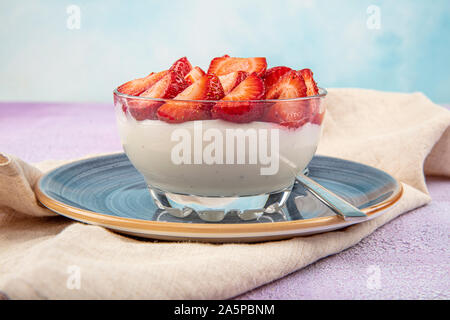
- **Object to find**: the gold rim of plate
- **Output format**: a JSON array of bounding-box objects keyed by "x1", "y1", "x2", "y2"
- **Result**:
[{"x1": 35, "y1": 176, "x2": 404, "y2": 240}]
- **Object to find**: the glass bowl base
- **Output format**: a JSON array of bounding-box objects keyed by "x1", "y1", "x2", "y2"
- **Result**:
[{"x1": 148, "y1": 187, "x2": 292, "y2": 222}]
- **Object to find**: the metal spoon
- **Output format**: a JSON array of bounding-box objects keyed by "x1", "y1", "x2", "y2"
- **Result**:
[{"x1": 295, "y1": 173, "x2": 367, "y2": 221}]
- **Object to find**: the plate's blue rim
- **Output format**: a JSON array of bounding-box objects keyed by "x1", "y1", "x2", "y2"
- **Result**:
[{"x1": 35, "y1": 153, "x2": 403, "y2": 235}]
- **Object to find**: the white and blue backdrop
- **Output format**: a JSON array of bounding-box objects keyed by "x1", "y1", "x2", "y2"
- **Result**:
[{"x1": 1, "y1": 0, "x2": 449, "y2": 103}]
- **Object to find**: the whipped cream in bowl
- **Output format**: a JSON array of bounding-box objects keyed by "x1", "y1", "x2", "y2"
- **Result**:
[{"x1": 114, "y1": 90, "x2": 327, "y2": 222}]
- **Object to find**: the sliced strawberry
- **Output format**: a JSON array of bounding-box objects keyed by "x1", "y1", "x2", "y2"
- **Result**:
[
  {"x1": 157, "y1": 74, "x2": 225, "y2": 123},
  {"x1": 175, "y1": 73, "x2": 224, "y2": 100},
  {"x1": 127, "y1": 71, "x2": 189, "y2": 121},
  {"x1": 212, "y1": 74, "x2": 266, "y2": 123},
  {"x1": 184, "y1": 66, "x2": 206, "y2": 85},
  {"x1": 265, "y1": 70, "x2": 307, "y2": 99},
  {"x1": 218, "y1": 71, "x2": 248, "y2": 94},
  {"x1": 208, "y1": 56, "x2": 267, "y2": 77},
  {"x1": 299, "y1": 68, "x2": 319, "y2": 96},
  {"x1": 156, "y1": 101, "x2": 212, "y2": 123},
  {"x1": 221, "y1": 73, "x2": 265, "y2": 101},
  {"x1": 117, "y1": 70, "x2": 168, "y2": 96},
  {"x1": 212, "y1": 101, "x2": 267, "y2": 123},
  {"x1": 298, "y1": 69, "x2": 320, "y2": 124},
  {"x1": 263, "y1": 71, "x2": 309, "y2": 127},
  {"x1": 140, "y1": 71, "x2": 189, "y2": 99},
  {"x1": 264, "y1": 66, "x2": 291, "y2": 93},
  {"x1": 170, "y1": 57, "x2": 192, "y2": 78},
  {"x1": 126, "y1": 98, "x2": 161, "y2": 121},
  {"x1": 263, "y1": 101, "x2": 310, "y2": 128}
]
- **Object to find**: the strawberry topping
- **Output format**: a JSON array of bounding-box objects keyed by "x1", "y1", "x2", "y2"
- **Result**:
[
  {"x1": 208, "y1": 56, "x2": 267, "y2": 77},
  {"x1": 140, "y1": 71, "x2": 189, "y2": 99},
  {"x1": 264, "y1": 66, "x2": 291, "y2": 93},
  {"x1": 265, "y1": 70, "x2": 307, "y2": 99},
  {"x1": 169, "y1": 57, "x2": 192, "y2": 78},
  {"x1": 221, "y1": 73, "x2": 265, "y2": 101},
  {"x1": 127, "y1": 71, "x2": 189, "y2": 120},
  {"x1": 117, "y1": 56, "x2": 322, "y2": 126},
  {"x1": 157, "y1": 74, "x2": 225, "y2": 123},
  {"x1": 117, "y1": 70, "x2": 168, "y2": 96},
  {"x1": 299, "y1": 68, "x2": 319, "y2": 96},
  {"x1": 212, "y1": 74, "x2": 266, "y2": 123},
  {"x1": 184, "y1": 66, "x2": 206, "y2": 85},
  {"x1": 263, "y1": 101, "x2": 310, "y2": 128},
  {"x1": 218, "y1": 71, "x2": 248, "y2": 94},
  {"x1": 173, "y1": 73, "x2": 224, "y2": 101}
]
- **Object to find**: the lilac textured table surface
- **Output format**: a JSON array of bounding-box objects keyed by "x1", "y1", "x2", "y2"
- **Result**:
[{"x1": 1, "y1": 102, "x2": 449, "y2": 300}]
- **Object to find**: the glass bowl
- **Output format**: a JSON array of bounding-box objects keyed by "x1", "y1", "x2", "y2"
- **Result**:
[{"x1": 113, "y1": 88, "x2": 327, "y2": 222}]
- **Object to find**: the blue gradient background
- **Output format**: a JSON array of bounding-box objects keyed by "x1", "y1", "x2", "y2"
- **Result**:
[{"x1": 0, "y1": 0, "x2": 449, "y2": 103}]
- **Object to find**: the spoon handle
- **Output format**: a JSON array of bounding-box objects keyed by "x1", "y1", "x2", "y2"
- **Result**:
[{"x1": 296, "y1": 174, "x2": 367, "y2": 221}]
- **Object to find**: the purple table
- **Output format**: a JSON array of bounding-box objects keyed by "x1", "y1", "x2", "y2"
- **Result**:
[{"x1": 1, "y1": 102, "x2": 449, "y2": 300}]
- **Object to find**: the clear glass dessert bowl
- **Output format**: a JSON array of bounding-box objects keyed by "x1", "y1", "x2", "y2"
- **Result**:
[{"x1": 113, "y1": 88, "x2": 327, "y2": 222}]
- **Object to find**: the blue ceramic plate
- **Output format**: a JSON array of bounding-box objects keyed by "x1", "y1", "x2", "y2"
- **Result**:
[{"x1": 36, "y1": 153, "x2": 403, "y2": 242}]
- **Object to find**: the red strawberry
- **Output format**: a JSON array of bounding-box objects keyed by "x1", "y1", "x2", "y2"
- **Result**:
[
  {"x1": 265, "y1": 70, "x2": 307, "y2": 99},
  {"x1": 170, "y1": 57, "x2": 192, "y2": 78},
  {"x1": 263, "y1": 71, "x2": 309, "y2": 128},
  {"x1": 128, "y1": 71, "x2": 189, "y2": 120},
  {"x1": 263, "y1": 100, "x2": 310, "y2": 128},
  {"x1": 298, "y1": 68, "x2": 321, "y2": 124},
  {"x1": 299, "y1": 68, "x2": 319, "y2": 96},
  {"x1": 126, "y1": 98, "x2": 160, "y2": 121},
  {"x1": 156, "y1": 102, "x2": 212, "y2": 123},
  {"x1": 140, "y1": 71, "x2": 189, "y2": 99},
  {"x1": 175, "y1": 73, "x2": 224, "y2": 101},
  {"x1": 184, "y1": 66, "x2": 206, "y2": 85},
  {"x1": 307, "y1": 97, "x2": 325, "y2": 125},
  {"x1": 264, "y1": 66, "x2": 291, "y2": 93},
  {"x1": 218, "y1": 71, "x2": 248, "y2": 94},
  {"x1": 208, "y1": 56, "x2": 267, "y2": 77},
  {"x1": 221, "y1": 73, "x2": 265, "y2": 101},
  {"x1": 157, "y1": 74, "x2": 225, "y2": 123},
  {"x1": 117, "y1": 70, "x2": 168, "y2": 96},
  {"x1": 212, "y1": 73, "x2": 266, "y2": 123}
]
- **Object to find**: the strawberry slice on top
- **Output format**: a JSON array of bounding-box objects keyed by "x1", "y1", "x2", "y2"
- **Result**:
[
  {"x1": 184, "y1": 66, "x2": 206, "y2": 85},
  {"x1": 140, "y1": 71, "x2": 189, "y2": 100},
  {"x1": 173, "y1": 73, "x2": 225, "y2": 101},
  {"x1": 117, "y1": 70, "x2": 168, "y2": 96},
  {"x1": 220, "y1": 73, "x2": 265, "y2": 101},
  {"x1": 127, "y1": 71, "x2": 189, "y2": 121},
  {"x1": 218, "y1": 71, "x2": 248, "y2": 95},
  {"x1": 208, "y1": 56, "x2": 267, "y2": 77},
  {"x1": 157, "y1": 74, "x2": 225, "y2": 123},
  {"x1": 265, "y1": 70, "x2": 307, "y2": 99},
  {"x1": 212, "y1": 73, "x2": 266, "y2": 123},
  {"x1": 299, "y1": 68, "x2": 319, "y2": 96},
  {"x1": 169, "y1": 56, "x2": 192, "y2": 78},
  {"x1": 118, "y1": 55, "x2": 322, "y2": 126},
  {"x1": 298, "y1": 68, "x2": 322, "y2": 124},
  {"x1": 264, "y1": 66, "x2": 291, "y2": 93},
  {"x1": 263, "y1": 71, "x2": 309, "y2": 128},
  {"x1": 263, "y1": 101, "x2": 310, "y2": 129}
]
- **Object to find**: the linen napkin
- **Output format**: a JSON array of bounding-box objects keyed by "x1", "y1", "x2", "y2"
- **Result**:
[{"x1": 0, "y1": 88, "x2": 449, "y2": 299}]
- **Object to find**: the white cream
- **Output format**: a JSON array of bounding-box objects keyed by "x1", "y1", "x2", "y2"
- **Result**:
[{"x1": 116, "y1": 111, "x2": 321, "y2": 197}]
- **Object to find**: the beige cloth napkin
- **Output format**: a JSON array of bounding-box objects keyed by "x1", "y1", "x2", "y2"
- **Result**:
[{"x1": 1, "y1": 88, "x2": 449, "y2": 299}]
